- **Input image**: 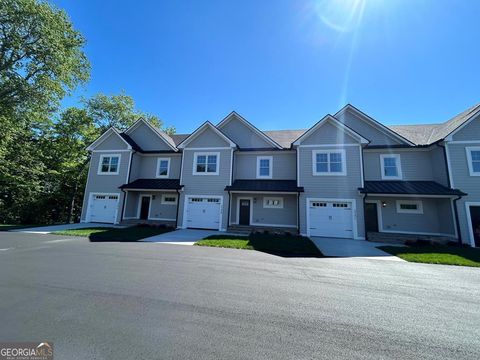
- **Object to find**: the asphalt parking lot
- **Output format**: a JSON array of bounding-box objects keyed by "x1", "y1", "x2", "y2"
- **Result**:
[{"x1": 0, "y1": 231, "x2": 479, "y2": 359}]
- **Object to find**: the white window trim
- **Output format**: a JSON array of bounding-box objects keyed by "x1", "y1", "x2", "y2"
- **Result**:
[
  {"x1": 312, "y1": 149, "x2": 347, "y2": 176},
  {"x1": 97, "y1": 154, "x2": 121, "y2": 175},
  {"x1": 263, "y1": 197, "x2": 284, "y2": 209},
  {"x1": 161, "y1": 194, "x2": 178, "y2": 205},
  {"x1": 380, "y1": 154, "x2": 403, "y2": 180},
  {"x1": 192, "y1": 152, "x2": 220, "y2": 175},
  {"x1": 396, "y1": 200, "x2": 423, "y2": 214},
  {"x1": 156, "y1": 158, "x2": 170, "y2": 178},
  {"x1": 256, "y1": 156, "x2": 273, "y2": 179},
  {"x1": 466, "y1": 147, "x2": 480, "y2": 176}
]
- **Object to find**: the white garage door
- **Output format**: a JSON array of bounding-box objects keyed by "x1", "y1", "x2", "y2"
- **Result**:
[
  {"x1": 89, "y1": 194, "x2": 119, "y2": 223},
  {"x1": 308, "y1": 201, "x2": 353, "y2": 238},
  {"x1": 186, "y1": 197, "x2": 222, "y2": 230}
]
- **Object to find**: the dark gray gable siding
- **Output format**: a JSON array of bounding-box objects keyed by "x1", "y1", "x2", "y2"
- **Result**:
[
  {"x1": 218, "y1": 114, "x2": 275, "y2": 149},
  {"x1": 128, "y1": 122, "x2": 173, "y2": 151}
]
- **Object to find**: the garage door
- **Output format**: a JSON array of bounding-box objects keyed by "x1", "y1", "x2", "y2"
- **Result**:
[
  {"x1": 186, "y1": 197, "x2": 221, "y2": 230},
  {"x1": 308, "y1": 201, "x2": 353, "y2": 238},
  {"x1": 89, "y1": 194, "x2": 119, "y2": 223}
]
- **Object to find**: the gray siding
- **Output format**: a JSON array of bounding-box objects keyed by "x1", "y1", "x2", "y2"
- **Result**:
[
  {"x1": 230, "y1": 194, "x2": 297, "y2": 227},
  {"x1": 128, "y1": 123, "x2": 172, "y2": 151},
  {"x1": 130, "y1": 154, "x2": 181, "y2": 180},
  {"x1": 178, "y1": 148, "x2": 233, "y2": 230},
  {"x1": 448, "y1": 142, "x2": 480, "y2": 245},
  {"x1": 187, "y1": 127, "x2": 231, "y2": 148},
  {"x1": 234, "y1": 152, "x2": 296, "y2": 180},
  {"x1": 452, "y1": 113, "x2": 480, "y2": 141},
  {"x1": 430, "y1": 146, "x2": 449, "y2": 187},
  {"x1": 298, "y1": 145, "x2": 364, "y2": 238},
  {"x1": 302, "y1": 122, "x2": 357, "y2": 145},
  {"x1": 219, "y1": 116, "x2": 273, "y2": 148},
  {"x1": 368, "y1": 197, "x2": 455, "y2": 236},
  {"x1": 364, "y1": 149, "x2": 435, "y2": 181},
  {"x1": 95, "y1": 134, "x2": 129, "y2": 150},
  {"x1": 336, "y1": 110, "x2": 404, "y2": 146},
  {"x1": 80, "y1": 151, "x2": 131, "y2": 222}
]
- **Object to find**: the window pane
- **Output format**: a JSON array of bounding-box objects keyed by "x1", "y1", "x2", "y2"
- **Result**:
[
  {"x1": 471, "y1": 151, "x2": 480, "y2": 161},
  {"x1": 207, "y1": 155, "x2": 217, "y2": 164},
  {"x1": 316, "y1": 162, "x2": 328, "y2": 172},
  {"x1": 384, "y1": 157, "x2": 396, "y2": 167},
  {"x1": 330, "y1": 153, "x2": 342, "y2": 163},
  {"x1": 109, "y1": 164, "x2": 118, "y2": 173},
  {"x1": 101, "y1": 164, "x2": 110, "y2": 172},
  {"x1": 384, "y1": 166, "x2": 398, "y2": 177},
  {"x1": 197, "y1": 155, "x2": 206, "y2": 164},
  {"x1": 196, "y1": 164, "x2": 206, "y2": 172},
  {"x1": 330, "y1": 162, "x2": 342, "y2": 172},
  {"x1": 316, "y1": 153, "x2": 328, "y2": 163},
  {"x1": 110, "y1": 157, "x2": 119, "y2": 165},
  {"x1": 400, "y1": 204, "x2": 417, "y2": 210},
  {"x1": 260, "y1": 159, "x2": 269, "y2": 167},
  {"x1": 259, "y1": 167, "x2": 269, "y2": 176},
  {"x1": 207, "y1": 164, "x2": 217, "y2": 172},
  {"x1": 472, "y1": 161, "x2": 480, "y2": 173},
  {"x1": 102, "y1": 157, "x2": 110, "y2": 165}
]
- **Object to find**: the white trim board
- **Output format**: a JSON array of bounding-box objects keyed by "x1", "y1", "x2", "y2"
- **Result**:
[{"x1": 465, "y1": 202, "x2": 480, "y2": 247}]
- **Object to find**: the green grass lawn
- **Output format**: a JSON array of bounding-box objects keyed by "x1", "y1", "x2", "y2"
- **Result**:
[
  {"x1": 0, "y1": 224, "x2": 46, "y2": 231},
  {"x1": 52, "y1": 226, "x2": 172, "y2": 242},
  {"x1": 379, "y1": 245, "x2": 480, "y2": 267},
  {"x1": 195, "y1": 233, "x2": 323, "y2": 257}
]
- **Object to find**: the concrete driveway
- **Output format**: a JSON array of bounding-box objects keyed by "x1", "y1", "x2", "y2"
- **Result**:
[
  {"x1": 311, "y1": 236, "x2": 403, "y2": 260},
  {"x1": 142, "y1": 229, "x2": 234, "y2": 245},
  {"x1": 10, "y1": 222, "x2": 126, "y2": 234}
]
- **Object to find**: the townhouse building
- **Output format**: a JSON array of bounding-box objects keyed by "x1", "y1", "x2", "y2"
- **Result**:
[{"x1": 80, "y1": 104, "x2": 480, "y2": 247}]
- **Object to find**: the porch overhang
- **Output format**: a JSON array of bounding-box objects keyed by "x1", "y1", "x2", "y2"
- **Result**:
[
  {"x1": 225, "y1": 180, "x2": 304, "y2": 193},
  {"x1": 119, "y1": 178, "x2": 183, "y2": 191},
  {"x1": 358, "y1": 181, "x2": 466, "y2": 197}
]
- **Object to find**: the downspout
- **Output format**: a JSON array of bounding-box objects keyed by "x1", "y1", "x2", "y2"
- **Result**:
[
  {"x1": 297, "y1": 192, "x2": 301, "y2": 235},
  {"x1": 120, "y1": 150, "x2": 135, "y2": 222},
  {"x1": 226, "y1": 190, "x2": 231, "y2": 229}
]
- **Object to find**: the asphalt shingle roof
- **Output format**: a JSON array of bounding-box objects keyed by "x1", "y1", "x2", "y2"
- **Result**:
[
  {"x1": 119, "y1": 179, "x2": 182, "y2": 190},
  {"x1": 359, "y1": 181, "x2": 466, "y2": 196},
  {"x1": 225, "y1": 180, "x2": 304, "y2": 192}
]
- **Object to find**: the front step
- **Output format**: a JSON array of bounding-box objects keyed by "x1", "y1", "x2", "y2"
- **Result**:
[
  {"x1": 367, "y1": 232, "x2": 456, "y2": 245},
  {"x1": 228, "y1": 225, "x2": 298, "y2": 235}
]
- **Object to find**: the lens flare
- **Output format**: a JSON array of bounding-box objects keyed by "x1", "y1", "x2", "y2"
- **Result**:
[{"x1": 313, "y1": 0, "x2": 367, "y2": 32}]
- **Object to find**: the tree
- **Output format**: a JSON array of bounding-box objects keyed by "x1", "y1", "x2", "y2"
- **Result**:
[{"x1": 0, "y1": 0, "x2": 90, "y2": 114}]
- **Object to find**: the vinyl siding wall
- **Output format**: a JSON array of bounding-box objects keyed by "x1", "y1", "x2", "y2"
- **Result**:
[
  {"x1": 80, "y1": 150, "x2": 131, "y2": 222},
  {"x1": 219, "y1": 117, "x2": 273, "y2": 148},
  {"x1": 234, "y1": 152, "x2": 296, "y2": 180},
  {"x1": 178, "y1": 148, "x2": 233, "y2": 230},
  {"x1": 130, "y1": 154, "x2": 181, "y2": 180},
  {"x1": 128, "y1": 124, "x2": 172, "y2": 151},
  {"x1": 94, "y1": 134, "x2": 130, "y2": 150},
  {"x1": 298, "y1": 145, "x2": 364, "y2": 238},
  {"x1": 302, "y1": 122, "x2": 358, "y2": 145},
  {"x1": 230, "y1": 194, "x2": 297, "y2": 227}
]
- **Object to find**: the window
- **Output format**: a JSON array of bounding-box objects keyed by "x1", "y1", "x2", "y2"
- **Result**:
[
  {"x1": 193, "y1": 152, "x2": 219, "y2": 175},
  {"x1": 161, "y1": 194, "x2": 177, "y2": 205},
  {"x1": 256, "y1": 156, "x2": 272, "y2": 178},
  {"x1": 396, "y1": 200, "x2": 423, "y2": 214},
  {"x1": 263, "y1": 197, "x2": 284, "y2": 209},
  {"x1": 380, "y1": 154, "x2": 402, "y2": 179},
  {"x1": 466, "y1": 147, "x2": 480, "y2": 176},
  {"x1": 312, "y1": 150, "x2": 346, "y2": 175},
  {"x1": 98, "y1": 154, "x2": 121, "y2": 175},
  {"x1": 156, "y1": 158, "x2": 170, "y2": 178}
]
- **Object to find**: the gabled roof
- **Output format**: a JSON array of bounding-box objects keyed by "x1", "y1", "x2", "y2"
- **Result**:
[
  {"x1": 335, "y1": 104, "x2": 415, "y2": 146},
  {"x1": 125, "y1": 118, "x2": 177, "y2": 151},
  {"x1": 358, "y1": 181, "x2": 466, "y2": 196},
  {"x1": 86, "y1": 127, "x2": 132, "y2": 151},
  {"x1": 176, "y1": 121, "x2": 237, "y2": 149},
  {"x1": 292, "y1": 115, "x2": 369, "y2": 146},
  {"x1": 389, "y1": 103, "x2": 480, "y2": 145},
  {"x1": 217, "y1": 111, "x2": 283, "y2": 149},
  {"x1": 119, "y1": 133, "x2": 142, "y2": 151}
]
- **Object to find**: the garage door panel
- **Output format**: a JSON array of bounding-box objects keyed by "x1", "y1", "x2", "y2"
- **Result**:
[
  {"x1": 309, "y1": 201, "x2": 353, "y2": 238},
  {"x1": 186, "y1": 197, "x2": 221, "y2": 230},
  {"x1": 89, "y1": 194, "x2": 119, "y2": 224}
]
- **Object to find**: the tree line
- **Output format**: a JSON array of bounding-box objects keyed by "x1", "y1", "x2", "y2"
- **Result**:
[{"x1": 0, "y1": 0, "x2": 174, "y2": 224}]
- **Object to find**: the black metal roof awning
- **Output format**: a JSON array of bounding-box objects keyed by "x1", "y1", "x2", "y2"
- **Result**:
[
  {"x1": 225, "y1": 180, "x2": 304, "y2": 193},
  {"x1": 119, "y1": 178, "x2": 182, "y2": 191},
  {"x1": 359, "y1": 181, "x2": 466, "y2": 197}
]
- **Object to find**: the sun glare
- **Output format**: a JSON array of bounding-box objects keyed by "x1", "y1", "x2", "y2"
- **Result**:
[{"x1": 313, "y1": 0, "x2": 367, "y2": 32}]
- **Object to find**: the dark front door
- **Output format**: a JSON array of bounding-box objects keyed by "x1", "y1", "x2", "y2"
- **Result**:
[
  {"x1": 239, "y1": 199, "x2": 251, "y2": 226},
  {"x1": 365, "y1": 202, "x2": 379, "y2": 233},
  {"x1": 469, "y1": 206, "x2": 480, "y2": 247},
  {"x1": 140, "y1": 196, "x2": 150, "y2": 220}
]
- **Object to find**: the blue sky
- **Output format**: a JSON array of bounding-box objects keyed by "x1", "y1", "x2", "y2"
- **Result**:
[{"x1": 53, "y1": 0, "x2": 480, "y2": 133}]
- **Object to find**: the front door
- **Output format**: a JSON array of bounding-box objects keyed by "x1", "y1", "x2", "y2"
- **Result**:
[
  {"x1": 365, "y1": 202, "x2": 379, "y2": 233},
  {"x1": 239, "y1": 199, "x2": 251, "y2": 226},
  {"x1": 140, "y1": 196, "x2": 150, "y2": 220},
  {"x1": 469, "y1": 206, "x2": 480, "y2": 247}
]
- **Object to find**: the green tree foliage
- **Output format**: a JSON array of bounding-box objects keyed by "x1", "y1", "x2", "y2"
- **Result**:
[{"x1": 0, "y1": 0, "x2": 174, "y2": 224}]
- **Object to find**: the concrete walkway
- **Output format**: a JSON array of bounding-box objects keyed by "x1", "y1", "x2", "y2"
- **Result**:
[
  {"x1": 311, "y1": 237, "x2": 405, "y2": 261},
  {"x1": 10, "y1": 223, "x2": 126, "y2": 234},
  {"x1": 142, "y1": 229, "x2": 237, "y2": 245}
]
